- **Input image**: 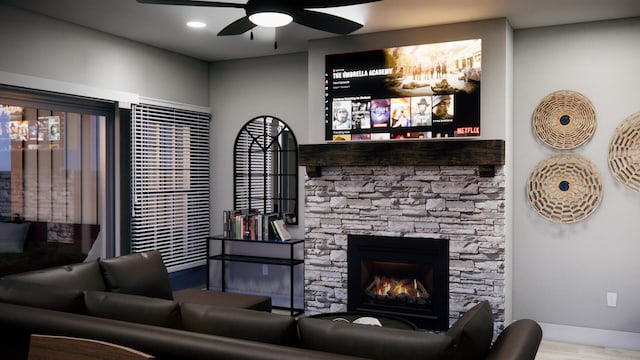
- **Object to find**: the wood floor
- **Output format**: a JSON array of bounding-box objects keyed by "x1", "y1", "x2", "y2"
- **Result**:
[{"x1": 536, "y1": 340, "x2": 640, "y2": 360}]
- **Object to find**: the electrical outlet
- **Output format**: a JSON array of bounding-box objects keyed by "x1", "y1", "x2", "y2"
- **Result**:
[
  {"x1": 607, "y1": 292, "x2": 617, "y2": 307},
  {"x1": 262, "y1": 264, "x2": 269, "y2": 276}
]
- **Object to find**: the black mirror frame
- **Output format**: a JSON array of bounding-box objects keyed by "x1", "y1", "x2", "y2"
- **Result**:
[{"x1": 233, "y1": 115, "x2": 298, "y2": 225}]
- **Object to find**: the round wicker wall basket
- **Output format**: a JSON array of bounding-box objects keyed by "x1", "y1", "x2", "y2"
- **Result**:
[
  {"x1": 527, "y1": 153, "x2": 603, "y2": 223},
  {"x1": 533, "y1": 90, "x2": 596, "y2": 149},
  {"x1": 609, "y1": 112, "x2": 640, "y2": 192}
]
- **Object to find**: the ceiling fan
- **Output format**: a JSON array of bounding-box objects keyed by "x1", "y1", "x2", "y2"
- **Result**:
[{"x1": 136, "y1": 0, "x2": 381, "y2": 36}]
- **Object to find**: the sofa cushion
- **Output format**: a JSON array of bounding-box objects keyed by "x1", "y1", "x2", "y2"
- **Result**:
[
  {"x1": 180, "y1": 302, "x2": 297, "y2": 346},
  {"x1": 298, "y1": 317, "x2": 456, "y2": 360},
  {"x1": 446, "y1": 300, "x2": 494, "y2": 360},
  {"x1": 2, "y1": 260, "x2": 106, "y2": 291},
  {"x1": 99, "y1": 251, "x2": 173, "y2": 300},
  {"x1": 173, "y1": 288, "x2": 272, "y2": 312},
  {"x1": 84, "y1": 290, "x2": 181, "y2": 329},
  {"x1": 0, "y1": 222, "x2": 31, "y2": 253},
  {"x1": 0, "y1": 279, "x2": 85, "y2": 313}
]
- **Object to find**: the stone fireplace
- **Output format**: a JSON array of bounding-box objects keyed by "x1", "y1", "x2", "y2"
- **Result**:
[{"x1": 300, "y1": 140, "x2": 506, "y2": 331}]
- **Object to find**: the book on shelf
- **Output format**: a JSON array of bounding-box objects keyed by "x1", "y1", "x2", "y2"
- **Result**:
[
  {"x1": 263, "y1": 212, "x2": 281, "y2": 241},
  {"x1": 223, "y1": 210, "x2": 286, "y2": 241},
  {"x1": 271, "y1": 219, "x2": 292, "y2": 241},
  {"x1": 222, "y1": 210, "x2": 232, "y2": 238}
]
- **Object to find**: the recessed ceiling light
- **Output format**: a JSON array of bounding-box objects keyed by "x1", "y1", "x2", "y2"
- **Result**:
[{"x1": 186, "y1": 21, "x2": 206, "y2": 29}]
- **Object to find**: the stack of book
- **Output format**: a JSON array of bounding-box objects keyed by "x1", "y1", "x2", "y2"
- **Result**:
[{"x1": 222, "y1": 210, "x2": 291, "y2": 241}]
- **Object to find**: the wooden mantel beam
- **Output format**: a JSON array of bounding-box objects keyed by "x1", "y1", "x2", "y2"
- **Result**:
[{"x1": 298, "y1": 139, "x2": 505, "y2": 177}]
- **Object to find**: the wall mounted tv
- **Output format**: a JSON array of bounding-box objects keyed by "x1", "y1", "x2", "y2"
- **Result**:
[{"x1": 325, "y1": 39, "x2": 481, "y2": 141}]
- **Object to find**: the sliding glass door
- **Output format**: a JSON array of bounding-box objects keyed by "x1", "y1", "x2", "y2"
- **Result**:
[{"x1": 0, "y1": 86, "x2": 113, "y2": 275}]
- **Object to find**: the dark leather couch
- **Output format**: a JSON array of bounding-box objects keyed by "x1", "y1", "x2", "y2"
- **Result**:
[
  {"x1": 3, "y1": 250, "x2": 272, "y2": 311},
  {"x1": 0, "y1": 251, "x2": 543, "y2": 360}
]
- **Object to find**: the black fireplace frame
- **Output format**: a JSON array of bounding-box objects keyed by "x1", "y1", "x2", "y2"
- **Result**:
[{"x1": 347, "y1": 234, "x2": 449, "y2": 330}]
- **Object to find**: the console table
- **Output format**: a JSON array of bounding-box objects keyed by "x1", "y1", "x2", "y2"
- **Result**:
[{"x1": 207, "y1": 236, "x2": 304, "y2": 316}]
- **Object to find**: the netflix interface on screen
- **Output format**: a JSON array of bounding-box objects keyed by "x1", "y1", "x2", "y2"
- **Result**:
[{"x1": 325, "y1": 39, "x2": 481, "y2": 141}]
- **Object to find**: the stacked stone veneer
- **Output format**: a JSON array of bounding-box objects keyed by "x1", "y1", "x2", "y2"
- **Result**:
[{"x1": 304, "y1": 165, "x2": 506, "y2": 331}]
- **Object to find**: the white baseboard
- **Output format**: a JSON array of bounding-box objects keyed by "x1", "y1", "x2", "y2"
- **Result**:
[{"x1": 539, "y1": 322, "x2": 640, "y2": 351}]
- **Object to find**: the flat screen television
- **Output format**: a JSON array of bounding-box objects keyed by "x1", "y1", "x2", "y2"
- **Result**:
[{"x1": 325, "y1": 39, "x2": 481, "y2": 141}]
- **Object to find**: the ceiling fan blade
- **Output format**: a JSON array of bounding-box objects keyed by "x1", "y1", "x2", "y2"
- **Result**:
[
  {"x1": 136, "y1": 0, "x2": 245, "y2": 8},
  {"x1": 302, "y1": 0, "x2": 381, "y2": 9},
  {"x1": 293, "y1": 10, "x2": 363, "y2": 34},
  {"x1": 218, "y1": 16, "x2": 256, "y2": 36}
]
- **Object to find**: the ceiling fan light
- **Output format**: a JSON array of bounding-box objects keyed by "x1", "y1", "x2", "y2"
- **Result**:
[
  {"x1": 249, "y1": 12, "x2": 293, "y2": 27},
  {"x1": 186, "y1": 21, "x2": 206, "y2": 29}
]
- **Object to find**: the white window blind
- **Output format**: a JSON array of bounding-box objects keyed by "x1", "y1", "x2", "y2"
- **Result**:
[{"x1": 131, "y1": 103, "x2": 210, "y2": 272}]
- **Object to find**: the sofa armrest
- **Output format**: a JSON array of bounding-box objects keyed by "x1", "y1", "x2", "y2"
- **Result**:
[{"x1": 486, "y1": 319, "x2": 542, "y2": 360}]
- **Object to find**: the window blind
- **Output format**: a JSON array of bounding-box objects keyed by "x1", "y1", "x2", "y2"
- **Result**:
[{"x1": 131, "y1": 103, "x2": 210, "y2": 272}]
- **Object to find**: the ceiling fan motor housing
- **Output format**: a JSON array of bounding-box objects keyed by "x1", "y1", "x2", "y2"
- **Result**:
[{"x1": 246, "y1": 0, "x2": 297, "y2": 17}]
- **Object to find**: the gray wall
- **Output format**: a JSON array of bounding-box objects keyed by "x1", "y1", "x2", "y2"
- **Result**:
[
  {"x1": 0, "y1": 4, "x2": 209, "y2": 106},
  {"x1": 209, "y1": 53, "x2": 309, "y2": 239},
  {"x1": 513, "y1": 17, "x2": 640, "y2": 339}
]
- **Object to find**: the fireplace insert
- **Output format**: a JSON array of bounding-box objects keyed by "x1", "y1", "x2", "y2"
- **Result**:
[{"x1": 347, "y1": 235, "x2": 449, "y2": 330}]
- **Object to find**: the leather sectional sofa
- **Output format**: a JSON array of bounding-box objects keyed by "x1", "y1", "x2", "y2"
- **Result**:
[{"x1": 0, "y1": 251, "x2": 543, "y2": 360}]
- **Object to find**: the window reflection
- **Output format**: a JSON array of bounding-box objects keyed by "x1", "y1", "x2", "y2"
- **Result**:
[{"x1": 0, "y1": 103, "x2": 103, "y2": 275}]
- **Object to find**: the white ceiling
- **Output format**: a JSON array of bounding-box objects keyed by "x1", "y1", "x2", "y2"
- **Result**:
[{"x1": 2, "y1": 0, "x2": 639, "y2": 61}]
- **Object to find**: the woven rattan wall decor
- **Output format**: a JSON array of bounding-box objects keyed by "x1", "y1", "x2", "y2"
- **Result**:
[
  {"x1": 609, "y1": 112, "x2": 640, "y2": 192},
  {"x1": 533, "y1": 90, "x2": 596, "y2": 149},
  {"x1": 527, "y1": 153, "x2": 603, "y2": 223}
]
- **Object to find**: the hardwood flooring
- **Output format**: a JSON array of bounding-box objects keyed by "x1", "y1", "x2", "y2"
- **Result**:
[{"x1": 536, "y1": 340, "x2": 640, "y2": 360}]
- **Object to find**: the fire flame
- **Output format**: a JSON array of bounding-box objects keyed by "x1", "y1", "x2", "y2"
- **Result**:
[{"x1": 373, "y1": 276, "x2": 420, "y2": 297}]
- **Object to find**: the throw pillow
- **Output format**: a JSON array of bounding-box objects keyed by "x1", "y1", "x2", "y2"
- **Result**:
[
  {"x1": 0, "y1": 222, "x2": 31, "y2": 253},
  {"x1": 99, "y1": 251, "x2": 174, "y2": 300},
  {"x1": 446, "y1": 300, "x2": 494, "y2": 360}
]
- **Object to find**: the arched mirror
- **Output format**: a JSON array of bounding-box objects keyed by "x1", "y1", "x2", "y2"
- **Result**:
[{"x1": 234, "y1": 116, "x2": 298, "y2": 224}]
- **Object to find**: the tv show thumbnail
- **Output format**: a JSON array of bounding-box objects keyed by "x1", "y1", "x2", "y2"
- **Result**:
[
  {"x1": 351, "y1": 100, "x2": 371, "y2": 130},
  {"x1": 390, "y1": 98, "x2": 411, "y2": 128},
  {"x1": 370, "y1": 99, "x2": 390, "y2": 128},
  {"x1": 332, "y1": 100, "x2": 352, "y2": 130},
  {"x1": 410, "y1": 97, "x2": 432, "y2": 126}
]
